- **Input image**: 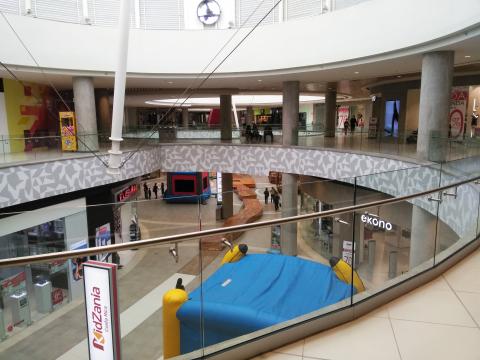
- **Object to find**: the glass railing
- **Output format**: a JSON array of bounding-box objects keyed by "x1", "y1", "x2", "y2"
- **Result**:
[
  {"x1": 1, "y1": 127, "x2": 479, "y2": 167},
  {"x1": 0, "y1": 164, "x2": 478, "y2": 359}
]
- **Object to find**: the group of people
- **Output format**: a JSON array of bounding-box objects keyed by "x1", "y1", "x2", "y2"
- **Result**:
[
  {"x1": 264, "y1": 187, "x2": 281, "y2": 211},
  {"x1": 243, "y1": 123, "x2": 274, "y2": 143},
  {"x1": 143, "y1": 182, "x2": 165, "y2": 200},
  {"x1": 343, "y1": 113, "x2": 365, "y2": 135}
]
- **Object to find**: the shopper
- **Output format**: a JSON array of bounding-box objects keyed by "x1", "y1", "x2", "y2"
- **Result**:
[
  {"x1": 264, "y1": 188, "x2": 270, "y2": 204},
  {"x1": 148, "y1": 188, "x2": 152, "y2": 200},
  {"x1": 270, "y1": 187, "x2": 276, "y2": 203},
  {"x1": 350, "y1": 115, "x2": 357, "y2": 133},
  {"x1": 357, "y1": 113, "x2": 365, "y2": 130},
  {"x1": 143, "y1": 183, "x2": 148, "y2": 199},
  {"x1": 161, "y1": 182, "x2": 165, "y2": 196},
  {"x1": 153, "y1": 183, "x2": 158, "y2": 199},
  {"x1": 273, "y1": 193, "x2": 280, "y2": 211},
  {"x1": 343, "y1": 120, "x2": 349, "y2": 135}
]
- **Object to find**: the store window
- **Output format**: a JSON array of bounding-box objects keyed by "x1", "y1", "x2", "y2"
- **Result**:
[{"x1": 0, "y1": 219, "x2": 69, "y2": 334}]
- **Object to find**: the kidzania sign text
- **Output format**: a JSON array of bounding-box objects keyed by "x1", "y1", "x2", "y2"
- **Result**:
[
  {"x1": 83, "y1": 261, "x2": 121, "y2": 360},
  {"x1": 361, "y1": 214, "x2": 393, "y2": 231}
]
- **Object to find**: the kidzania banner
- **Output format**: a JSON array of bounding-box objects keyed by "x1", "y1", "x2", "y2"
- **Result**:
[
  {"x1": 449, "y1": 87, "x2": 469, "y2": 139},
  {"x1": 83, "y1": 261, "x2": 121, "y2": 360}
]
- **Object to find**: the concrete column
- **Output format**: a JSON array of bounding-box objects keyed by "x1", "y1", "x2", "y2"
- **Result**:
[
  {"x1": 221, "y1": 173, "x2": 233, "y2": 219},
  {"x1": 280, "y1": 81, "x2": 299, "y2": 256},
  {"x1": 95, "y1": 89, "x2": 111, "y2": 133},
  {"x1": 282, "y1": 81, "x2": 299, "y2": 145},
  {"x1": 325, "y1": 89, "x2": 337, "y2": 137},
  {"x1": 246, "y1": 106, "x2": 254, "y2": 125},
  {"x1": 125, "y1": 107, "x2": 137, "y2": 131},
  {"x1": 73, "y1": 76, "x2": 99, "y2": 151},
  {"x1": 409, "y1": 206, "x2": 436, "y2": 268},
  {"x1": 182, "y1": 108, "x2": 189, "y2": 128},
  {"x1": 417, "y1": 51, "x2": 454, "y2": 162},
  {"x1": 372, "y1": 96, "x2": 385, "y2": 139},
  {"x1": 220, "y1": 95, "x2": 232, "y2": 141},
  {"x1": 280, "y1": 173, "x2": 298, "y2": 256}
]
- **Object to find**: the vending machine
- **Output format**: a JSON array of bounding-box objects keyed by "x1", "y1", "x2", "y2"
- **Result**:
[{"x1": 59, "y1": 112, "x2": 77, "y2": 151}]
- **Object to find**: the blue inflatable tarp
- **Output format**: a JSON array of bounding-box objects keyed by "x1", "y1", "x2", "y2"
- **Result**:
[{"x1": 177, "y1": 254, "x2": 353, "y2": 353}]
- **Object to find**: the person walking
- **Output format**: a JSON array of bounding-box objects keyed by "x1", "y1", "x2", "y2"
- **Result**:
[
  {"x1": 270, "y1": 187, "x2": 276, "y2": 203},
  {"x1": 153, "y1": 183, "x2": 158, "y2": 199},
  {"x1": 273, "y1": 192, "x2": 280, "y2": 211},
  {"x1": 264, "y1": 188, "x2": 270, "y2": 204},
  {"x1": 143, "y1": 183, "x2": 148, "y2": 199},
  {"x1": 161, "y1": 182, "x2": 165, "y2": 196},
  {"x1": 343, "y1": 119, "x2": 349, "y2": 135},
  {"x1": 350, "y1": 115, "x2": 357, "y2": 133},
  {"x1": 148, "y1": 187, "x2": 152, "y2": 200}
]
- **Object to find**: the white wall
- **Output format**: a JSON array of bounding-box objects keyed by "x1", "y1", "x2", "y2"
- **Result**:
[{"x1": 0, "y1": 0, "x2": 478, "y2": 75}]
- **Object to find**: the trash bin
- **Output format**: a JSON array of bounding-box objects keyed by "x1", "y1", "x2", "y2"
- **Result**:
[
  {"x1": 34, "y1": 280, "x2": 53, "y2": 314},
  {"x1": 10, "y1": 290, "x2": 31, "y2": 326}
]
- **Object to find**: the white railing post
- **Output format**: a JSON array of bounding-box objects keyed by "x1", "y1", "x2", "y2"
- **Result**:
[
  {"x1": 81, "y1": 0, "x2": 90, "y2": 24},
  {"x1": 134, "y1": 0, "x2": 140, "y2": 28}
]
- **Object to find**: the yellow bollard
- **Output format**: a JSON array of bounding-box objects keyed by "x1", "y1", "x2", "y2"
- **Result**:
[{"x1": 163, "y1": 288, "x2": 188, "y2": 358}]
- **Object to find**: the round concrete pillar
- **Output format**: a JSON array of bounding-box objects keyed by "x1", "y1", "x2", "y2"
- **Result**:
[
  {"x1": 73, "y1": 76, "x2": 99, "y2": 151},
  {"x1": 220, "y1": 95, "x2": 232, "y2": 141},
  {"x1": 282, "y1": 81, "x2": 299, "y2": 146},
  {"x1": 417, "y1": 51, "x2": 454, "y2": 162},
  {"x1": 325, "y1": 89, "x2": 337, "y2": 137},
  {"x1": 182, "y1": 108, "x2": 189, "y2": 128}
]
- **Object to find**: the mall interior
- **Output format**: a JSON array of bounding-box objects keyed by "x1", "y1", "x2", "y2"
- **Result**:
[{"x1": 0, "y1": 0, "x2": 479, "y2": 359}]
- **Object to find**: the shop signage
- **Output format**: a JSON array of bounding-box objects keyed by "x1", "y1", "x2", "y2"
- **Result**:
[
  {"x1": 361, "y1": 214, "x2": 393, "y2": 231},
  {"x1": 337, "y1": 106, "x2": 349, "y2": 129},
  {"x1": 83, "y1": 261, "x2": 121, "y2": 360},
  {"x1": 449, "y1": 87, "x2": 468, "y2": 139},
  {"x1": 116, "y1": 184, "x2": 138, "y2": 202}
]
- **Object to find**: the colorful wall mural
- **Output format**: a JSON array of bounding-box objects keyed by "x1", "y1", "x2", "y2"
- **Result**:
[{"x1": 3, "y1": 79, "x2": 60, "y2": 152}]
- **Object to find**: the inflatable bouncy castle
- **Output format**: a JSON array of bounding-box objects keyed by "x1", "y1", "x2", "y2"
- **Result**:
[
  {"x1": 164, "y1": 172, "x2": 211, "y2": 203},
  {"x1": 163, "y1": 246, "x2": 365, "y2": 357}
]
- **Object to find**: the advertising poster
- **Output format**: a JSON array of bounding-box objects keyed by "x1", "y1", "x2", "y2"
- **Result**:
[
  {"x1": 368, "y1": 117, "x2": 378, "y2": 138},
  {"x1": 83, "y1": 261, "x2": 121, "y2": 360},
  {"x1": 342, "y1": 240, "x2": 354, "y2": 265},
  {"x1": 70, "y1": 240, "x2": 88, "y2": 281},
  {"x1": 337, "y1": 106, "x2": 349, "y2": 129},
  {"x1": 95, "y1": 224, "x2": 112, "y2": 262},
  {"x1": 3, "y1": 79, "x2": 59, "y2": 153},
  {"x1": 449, "y1": 87, "x2": 469, "y2": 139}
]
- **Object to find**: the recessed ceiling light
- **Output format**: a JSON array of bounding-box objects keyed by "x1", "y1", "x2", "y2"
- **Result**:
[
  {"x1": 257, "y1": 79, "x2": 262, "y2": 82},
  {"x1": 465, "y1": 55, "x2": 471, "y2": 58},
  {"x1": 354, "y1": 71, "x2": 359, "y2": 74},
  {"x1": 167, "y1": 81, "x2": 173, "y2": 84},
  {"x1": 396, "y1": 75, "x2": 402, "y2": 78}
]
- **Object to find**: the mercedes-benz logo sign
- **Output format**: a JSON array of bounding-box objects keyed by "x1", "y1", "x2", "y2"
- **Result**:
[{"x1": 197, "y1": 0, "x2": 221, "y2": 25}]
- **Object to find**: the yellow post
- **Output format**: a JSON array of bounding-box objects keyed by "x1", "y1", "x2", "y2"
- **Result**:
[{"x1": 163, "y1": 288, "x2": 188, "y2": 358}]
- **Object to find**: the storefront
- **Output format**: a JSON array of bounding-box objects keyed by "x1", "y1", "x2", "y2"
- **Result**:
[
  {"x1": 112, "y1": 180, "x2": 140, "y2": 247},
  {"x1": 0, "y1": 198, "x2": 88, "y2": 336}
]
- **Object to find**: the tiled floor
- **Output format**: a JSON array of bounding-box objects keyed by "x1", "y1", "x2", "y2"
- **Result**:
[{"x1": 254, "y1": 246, "x2": 480, "y2": 360}]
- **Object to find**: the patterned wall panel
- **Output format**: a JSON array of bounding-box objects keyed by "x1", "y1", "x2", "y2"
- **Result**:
[{"x1": 0, "y1": 144, "x2": 477, "y2": 242}]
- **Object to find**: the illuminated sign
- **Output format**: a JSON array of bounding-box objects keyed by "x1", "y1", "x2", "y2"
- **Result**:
[
  {"x1": 116, "y1": 184, "x2": 138, "y2": 202},
  {"x1": 361, "y1": 214, "x2": 393, "y2": 231},
  {"x1": 83, "y1": 261, "x2": 121, "y2": 360}
]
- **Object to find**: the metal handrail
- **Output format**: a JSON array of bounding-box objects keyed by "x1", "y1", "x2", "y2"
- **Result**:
[{"x1": 0, "y1": 173, "x2": 478, "y2": 268}]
